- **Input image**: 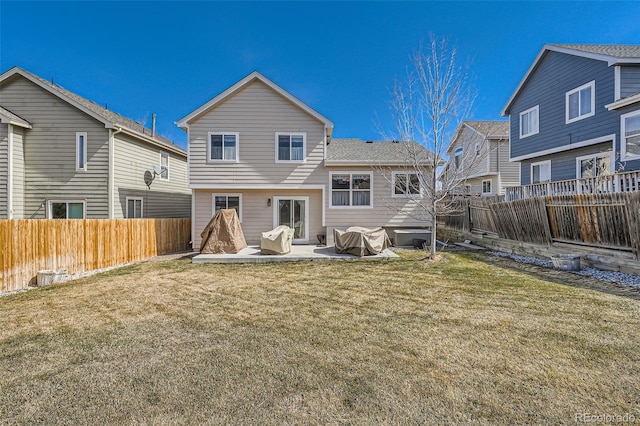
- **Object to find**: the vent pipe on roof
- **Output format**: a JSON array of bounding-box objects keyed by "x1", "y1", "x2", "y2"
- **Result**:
[
  {"x1": 151, "y1": 113, "x2": 157, "y2": 138},
  {"x1": 366, "y1": 140, "x2": 373, "y2": 143}
]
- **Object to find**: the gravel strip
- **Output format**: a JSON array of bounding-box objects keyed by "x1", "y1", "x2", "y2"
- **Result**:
[{"x1": 487, "y1": 251, "x2": 640, "y2": 290}]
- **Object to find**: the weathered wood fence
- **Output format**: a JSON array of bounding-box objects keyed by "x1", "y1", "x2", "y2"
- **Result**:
[
  {"x1": 1, "y1": 218, "x2": 191, "y2": 292},
  {"x1": 440, "y1": 193, "x2": 640, "y2": 257}
]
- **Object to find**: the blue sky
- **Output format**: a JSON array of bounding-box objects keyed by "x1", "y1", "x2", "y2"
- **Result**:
[{"x1": 1, "y1": 1, "x2": 639, "y2": 149}]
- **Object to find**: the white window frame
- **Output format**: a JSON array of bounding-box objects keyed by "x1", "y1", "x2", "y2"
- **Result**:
[
  {"x1": 273, "y1": 196, "x2": 310, "y2": 244},
  {"x1": 482, "y1": 179, "x2": 492, "y2": 195},
  {"x1": 530, "y1": 160, "x2": 551, "y2": 184},
  {"x1": 392, "y1": 171, "x2": 422, "y2": 198},
  {"x1": 159, "y1": 151, "x2": 169, "y2": 180},
  {"x1": 454, "y1": 147, "x2": 463, "y2": 169},
  {"x1": 576, "y1": 152, "x2": 612, "y2": 179},
  {"x1": 207, "y1": 132, "x2": 239, "y2": 163},
  {"x1": 329, "y1": 171, "x2": 373, "y2": 209},
  {"x1": 565, "y1": 81, "x2": 595, "y2": 124},
  {"x1": 76, "y1": 132, "x2": 87, "y2": 171},
  {"x1": 621, "y1": 109, "x2": 640, "y2": 161},
  {"x1": 47, "y1": 200, "x2": 86, "y2": 219},
  {"x1": 212, "y1": 193, "x2": 242, "y2": 222},
  {"x1": 519, "y1": 105, "x2": 539, "y2": 139},
  {"x1": 125, "y1": 197, "x2": 144, "y2": 218},
  {"x1": 275, "y1": 132, "x2": 307, "y2": 163}
]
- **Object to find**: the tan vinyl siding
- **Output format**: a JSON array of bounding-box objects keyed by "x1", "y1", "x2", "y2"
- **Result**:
[
  {"x1": 193, "y1": 188, "x2": 323, "y2": 247},
  {"x1": 325, "y1": 166, "x2": 433, "y2": 230},
  {"x1": 464, "y1": 176, "x2": 497, "y2": 195},
  {"x1": 113, "y1": 132, "x2": 191, "y2": 218},
  {"x1": 497, "y1": 140, "x2": 520, "y2": 192},
  {"x1": 0, "y1": 76, "x2": 109, "y2": 218},
  {"x1": 0, "y1": 124, "x2": 7, "y2": 217},
  {"x1": 12, "y1": 126, "x2": 25, "y2": 218},
  {"x1": 188, "y1": 80, "x2": 327, "y2": 186}
]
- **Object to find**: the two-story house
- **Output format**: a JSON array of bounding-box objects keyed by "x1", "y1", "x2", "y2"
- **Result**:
[
  {"x1": 0, "y1": 67, "x2": 191, "y2": 219},
  {"x1": 177, "y1": 71, "x2": 436, "y2": 247},
  {"x1": 442, "y1": 121, "x2": 517, "y2": 196},
  {"x1": 501, "y1": 44, "x2": 640, "y2": 199}
]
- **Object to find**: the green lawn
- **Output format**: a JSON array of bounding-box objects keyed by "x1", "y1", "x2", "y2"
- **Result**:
[{"x1": 1, "y1": 251, "x2": 639, "y2": 424}]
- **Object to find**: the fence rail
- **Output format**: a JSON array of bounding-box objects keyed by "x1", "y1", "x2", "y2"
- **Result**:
[
  {"x1": 440, "y1": 193, "x2": 640, "y2": 257},
  {"x1": 0, "y1": 218, "x2": 191, "y2": 292},
  {"x1": 505, "y1": 170, "x2": 640, "y2": 201}
]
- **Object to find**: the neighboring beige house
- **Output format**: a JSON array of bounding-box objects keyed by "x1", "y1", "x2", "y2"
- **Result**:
[
  {"x1": 0, "y1": 67, "x2": 191, "y2": 219},
  {"x1": 177, "y1": 71, "x2": 436, "y2": 247},
  {"x1": 442, "y1": 121, "x2": 519, "y2": 196}
]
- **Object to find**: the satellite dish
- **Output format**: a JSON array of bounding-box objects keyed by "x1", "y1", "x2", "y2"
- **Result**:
[
  {"x1": 152, "y1": 165, "x2": 162, "y2": 175},
  {"x1": 144, "y1": 170, "x2": 154, "y2": 188}
]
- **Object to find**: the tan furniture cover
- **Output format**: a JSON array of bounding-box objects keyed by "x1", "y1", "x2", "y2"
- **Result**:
[
  {"x1": 260, "y1": 225, "x2": 294, "y2": 255},
  {"x1": 333, "y1": 226, "x2": 392, "y2": 256},
  {"x1": 199, "y1": 209, "x2": 247, "y2": 254}
]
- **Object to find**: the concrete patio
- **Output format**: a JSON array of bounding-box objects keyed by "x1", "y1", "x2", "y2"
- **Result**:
[{"x1": 192, "y1": 245, "x2": 399, "y2": 264}]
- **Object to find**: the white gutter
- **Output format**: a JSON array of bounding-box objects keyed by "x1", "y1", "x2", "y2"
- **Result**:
[
  {"x1": 114, "y1": 125, "x2": 186, "y2": 157},
  {"x1": 605, "y1": 93, "x2": 640, "y2": 111}
]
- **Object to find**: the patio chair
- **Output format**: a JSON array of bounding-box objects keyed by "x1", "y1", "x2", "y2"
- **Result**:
[{"x1": 260, "y1": 225, "x2": 294, "y2": 255}]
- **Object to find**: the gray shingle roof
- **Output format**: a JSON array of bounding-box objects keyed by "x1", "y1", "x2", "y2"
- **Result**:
[
  {"x1": 327, "y1": 138, "x2": 437, "y2": 164},
  {"x1": 550, "y1": 44, "x2": 640, "y2": 59},
  {"x1": 6, "y1": 67, "x2": 185, "y2": 154},
  {"x1": 463, "y1": 121, "x2": 509, "y2": 138}
]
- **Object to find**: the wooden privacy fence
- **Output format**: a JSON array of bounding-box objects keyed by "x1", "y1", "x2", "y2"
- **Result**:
[
  {"x1": 0, "y1": 218, "x2": 191, "y2": 292},
  {"x1": 441, "y1": 193, "x2": 640, "y2": 257}
]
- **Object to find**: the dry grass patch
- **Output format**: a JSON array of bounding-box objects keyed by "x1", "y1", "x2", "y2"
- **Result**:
[{"x1": 1, "y1": 252, "x2": 639, "y2": 424}]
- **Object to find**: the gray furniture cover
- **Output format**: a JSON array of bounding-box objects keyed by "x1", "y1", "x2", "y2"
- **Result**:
[
  {"x1": 199, "y1": 209, "x2": 247, "y2": 254},
  {"x1": 260, "y1": 225, "x2": 294, "y2": 255},
  {"x1": 333, "y1": 226, "x2": 392, "y2": 256}
]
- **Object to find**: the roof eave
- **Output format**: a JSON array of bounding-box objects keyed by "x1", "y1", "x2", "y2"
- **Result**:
[
  {"x1": 176, "y1": 71, "x2": 334, "y2": 130},
  {"x1": 0, "y1": 67, "x2": 115, "y2": 129},
  {"x1": 605, "y1": 93, "x2": 640, "y2": 110},
  {"x1": 114, "y1": 125, "x2": 187, "y2": 157},
  {"x1": 500, "y1": 44, "x2": 640, "y2": 116}
]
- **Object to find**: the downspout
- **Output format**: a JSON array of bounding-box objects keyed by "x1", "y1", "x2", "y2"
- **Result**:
[
  {"x1": 109, "y1": 127, "x2": 124, "y2": 218},
  {"x1": 7, "y1": 124, "x2": 13, "y2": 219}
]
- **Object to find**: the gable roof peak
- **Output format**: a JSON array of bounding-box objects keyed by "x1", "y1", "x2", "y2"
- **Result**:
[
  {"x1": 501, "y1": 43, "x2": 640, "y2": 116},
  {"x1": 175, "y1": 70, "x2": 334, "y2": 134},
  {"x1": 0, "y1": 66, "x2": 185, "y2": 155}
]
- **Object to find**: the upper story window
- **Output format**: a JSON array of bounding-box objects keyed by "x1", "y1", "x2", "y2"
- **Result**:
[
  {"x1": 160, "y1": 152, "x2": 169, "y2": 180},
  {"x1": 276, "y1": 133, "x2": 306, "y2": 162},
  {"x1": 621, "y1": 110, "x2": 640, "y2": 160},
  {"x1": 531, "y1": 160, "x2": 551, "y2": 184},
  {"x1": 566, "y1": 81, "x2": 595, "y2": 124},
  {"x1": 208, "y1": 132, "x2": 239, "y2": 162},
  {"x1": 475, "y1": 142, "x2": 481, "y2": 156},
  {"x1": 454, "y1": 147, "x2": 463, "y2": 168},
  {"x1": 520, "y1": 105, "x2": 539, "y2": 139},
  {"x1": 76, "y1": 132, "x2": 87, "y2": 171},
  {"x1": 393, "y1": 172, "x2": 421, "y2": 197},
  {"x1": 330, "y1": 172, "x2": 372, "y2": 208}
]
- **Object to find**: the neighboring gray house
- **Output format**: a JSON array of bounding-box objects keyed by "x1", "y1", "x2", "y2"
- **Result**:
[
  {"x1": 177, "y1": 71, "x2": 437, "y2": 247},
  {"x1": 0, "y1": 66, "x2": 191, "y2": 219},
  {"x1": 441, "y1": 121, "x2": 518, "y2": 196},
  {"x1": 501, "y1": 44, "x2": 640, "y2": 198}
]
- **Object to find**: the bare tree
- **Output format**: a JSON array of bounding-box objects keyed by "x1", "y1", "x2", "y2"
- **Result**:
[{"x1": 378, "y1": 36, "x2": 494, "y2": 258}]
